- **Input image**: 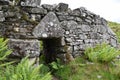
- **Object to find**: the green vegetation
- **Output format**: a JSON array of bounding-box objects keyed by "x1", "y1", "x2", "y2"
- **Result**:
[
  {"x1": 0, "y1": 38, "x2": 13, "y2": 67},
  {"x1": 54, "y1": 43, "x2": 120, "y2": 80},
  {"x1": 0, "y1": 58, "x2": 52, "y2": 80},
  {"x1": 85, "y1": 43, "x2": 120, "y2": 63},
  {"x1": 0, "y1": 38, "x2": 52, "y2": 80},
  {"x1": 108, "y1": 21, "x2": 120, "y2": 42}
]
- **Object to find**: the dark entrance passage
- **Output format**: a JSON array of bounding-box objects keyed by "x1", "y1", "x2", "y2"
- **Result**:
[{"x1": 41, "y1": 38, "x2": 62, "y2": 63}]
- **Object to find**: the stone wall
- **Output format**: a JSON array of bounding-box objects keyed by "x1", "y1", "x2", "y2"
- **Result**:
[{"x1": 0, "y1": 0, "x2": 118, "y2": 63}]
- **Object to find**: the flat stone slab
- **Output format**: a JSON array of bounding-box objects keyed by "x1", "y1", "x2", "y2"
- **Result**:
[
  {"x1": 33, "y1": 12, "x2": 64, "y2": 38},
  {"x1": 8, "y1": 39, "x2": 40, "y2": 58},
  {"x1": 20, "y1": 0, "x2": 41, "y2": 7}
]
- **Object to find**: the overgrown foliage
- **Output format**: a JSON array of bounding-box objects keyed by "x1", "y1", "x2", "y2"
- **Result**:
[
  {"x1": 55, "y1": 57, "x2": 120, "y2": 80},
  {"x1": 54, "y1": 43, "x2": 120, "y2": 80},
  {"x1": 0, "y1": 38, "x2": 13, "y2": 67},
  {"x1": 85, "y1": 43, "x2": 120, "y2": 63},
  {"x1": 0, "y1": 37, "x2": 52, "y2": 80},
  {"x1": 0, "y1": 58, "x2": 52, "y2": 80}
]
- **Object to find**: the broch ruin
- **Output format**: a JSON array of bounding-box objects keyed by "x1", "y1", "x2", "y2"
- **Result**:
[{"x1": 0, "y1": 0, "x2": 118, "y2": 63}]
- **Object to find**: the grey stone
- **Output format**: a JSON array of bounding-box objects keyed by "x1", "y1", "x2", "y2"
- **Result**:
[
  {"x1": 81, "y1": 25, "x2": 91, "y2": 31},
  {"x1": 110, "y1": 38, "x2": 117, "y2": 47},
  {"x1": 8, "y1": 39, "x2": 40, "y2": 58},
  {"x1": 4, "y1": 11, "x2": 15, "y2": 17},
  {"x1": 33, "y1": 12, "x2": 64, "y2": 38},
  {"x1": 70, "y1": 8, "x2": 81, "y2": 16},
  {"x1": 0, "y1": 11, "x2": 5, "y2": 22},
  {"x1": 101, "y1": 18, "x2": 107, "y2": 25},
  {"x1": 66, "y1": 38, "x2": 73, "y2": 42},
  {"x1": 56, "y1": 3, "x2": 68, "y2": 12},
  {"x1": 79, "y1": 34, "x2": 87, "y2": 39},
  {"x1": 74, "y1": 46, "x2": 79, "y2": 51},
  {"x1": 28, "y1": 7, "x2": 47, "y2": 14},
  {"x1": 42, "y1": 4, "x2": 57, "y2": 11},
  {"x1": 85, "y1": 18, "x2": 92, "y2": 24},
  {"x1": 107, "y1": 26, "x2": 116, "y2": 36},
  {"x1": 0, "y1": 0, "x2": 9, "y2": 5},
  {"x1": 30, "y1": 14, "x2": 41, "y2": 21},
  {"x1": 58, "y1": 15, "x2": 67, "y2": 21},
  {"x1": 97, "y1": 25, "x2": 107, "y2": 33},
  {"x1": 66, "y1": 21, "x2": 78, "y2": 30},
  {"x1": 75, "y1": 17, "x2": 83, "y2": 22},
  {"x1": 20, "y1": 0, "x2": 41, "y2": 7},
  {"x1": 61, "y1": 37, "x2": 66, "y2": 46},
  {"x1": 55, "y1": 12, "x2": 69, "y2": 16},
  {"x1": 90, "y1": 33, "x2": 101, "y2": 39}
]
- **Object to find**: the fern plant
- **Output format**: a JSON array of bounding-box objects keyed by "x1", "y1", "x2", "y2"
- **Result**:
[
  {"x1": 0, "y1": 38, "x2": 13, "y2": 67},
  {"x1": 0, "y1": 57, "x2": 52, "y2": 80},
  {"x1": 85, "y1": 43, "x2": 120, "y2": 63}
]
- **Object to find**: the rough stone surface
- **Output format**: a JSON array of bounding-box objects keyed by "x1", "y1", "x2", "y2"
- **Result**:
[
  {"x1": 0, "y1": 11, "x2": 5, "y2": 22},
  {"x1": 20, "y1": 0, "x2": 41, "y2": 7},
  {"x1": 56, "y1": 3, "x2": 68, "y2": 12},
  {"x1": 8, "y1": 39, "x2": 40, "y2": 58},
  {"x1": 0, "y1": 1, "x2": 118, "y2": 62},
  {"x1": 0, "y1": 0, "x2": 9, "y2": 5},
  {"x1": 33, "y1": 12, "x2": 64, "y2": 38}
]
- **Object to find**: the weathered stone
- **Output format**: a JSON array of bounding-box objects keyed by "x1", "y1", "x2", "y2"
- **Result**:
[
  {"x1": 74, "y1": 45, "x2": 80, "y2": 51},
  {"x1": 70, "y1": 8, "x2": 81, "y2": 16},
  {"x1": 42, "y1": 4, "x2": 57, "y2": 11},
  {"x1": 0, "y1": 11, "x2": 5, "y2": 22},
  {"x1": 110, "y1": 38, "x2": 117, "y2": 47},
  {"x1": 8, "y1": 39, "x2": 40, "y2": 58},
  {"x1": 97, "y1": 25, "x2": 107, "y2": 33},
  {"x1": 56, "y1": 3, "x2": 68, "y2": 12},
  {"x1": 20, "y1": 0, "x2": 41, "y2": 7},
  {"x1": 4, "y1": 11, "x2": 15, "y2": 17},
  {"x1": 64, "y1": 21, "x2": 78, "y2": 30},
  {"x1": 55, "y1": 12, "x2": 69, "y2": 16},
  {"x1": 107, "y1": 26, "x2": 116, "y2": 36},
  {"x1": 0, "y1": 0, "x2": 9, "y2": 5},
  {"x1": 33, "y1": 12, "x2": 64, "y2": 38},
  {"x1": 81, "y1": 25, "x2": 91, "y2": 31},
  {"x1": 79, "y1": 34, "x2": 87, "y2": 39},
  {"x1": 28, "y1": 7, "x2": 47, "y2": 14},
  {"x1": 75, "y1": 17, "x2": 83, "y2": 22},
  {"x1": 30, "y1": 14, "x2": 41, "y2": 21},
  {"x1": 101, "y1": 18, "x2": 107, "y2": 25},
  {"x1": 66, "y1": 38, "x2": 73, "y2": 42}
]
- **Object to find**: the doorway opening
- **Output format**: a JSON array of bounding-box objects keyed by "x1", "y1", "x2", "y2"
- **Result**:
[{"x1": 40, "y1": 38, "x2": 62, "y2": 63}]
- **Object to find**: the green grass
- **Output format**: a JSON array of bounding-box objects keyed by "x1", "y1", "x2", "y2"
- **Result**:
[
  {"x1": 108, "y1": 21, "x2": 120, "y2": 42},
  {"x1": 54, "y1": 43, "x2": 120, "y2": 80},
  {"x1": 54, "y1": 57, "x2": 120, "y2": 80}
]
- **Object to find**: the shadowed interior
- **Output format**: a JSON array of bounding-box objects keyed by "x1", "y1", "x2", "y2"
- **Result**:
[{"x1": 42, "y1": 38, "x2": 62, "y2": 63}]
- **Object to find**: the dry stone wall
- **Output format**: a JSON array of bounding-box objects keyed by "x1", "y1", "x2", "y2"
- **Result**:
[{"x1": 0, "y1": 0, "x2": 118, "y2": 62}]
